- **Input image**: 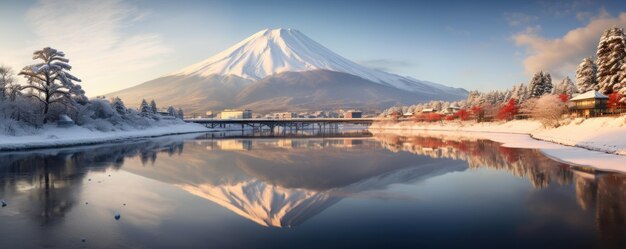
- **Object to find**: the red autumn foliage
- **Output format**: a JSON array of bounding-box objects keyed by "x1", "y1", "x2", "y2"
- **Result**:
[
  {"x1": 496, "y1": 98, "x2": 518, "y2": 121},
  {"x1": 445, "y1": 115, "x2": 455, "y2": 121},
  {"x1": 471, "y1": 106, "x2": 483, "y2": 116},
  {"x1": 455, "y1": 109, "x2": 470, "y2": 120},
  {"x1": 558, "y1": 94, "x2": 570, "y2": 102},
  {"x1": 425, "y1": 113, "x2": 444, "y2": 122},
  {"x1": 608, "y1": 92, "x2": 623, "y2": 112}
]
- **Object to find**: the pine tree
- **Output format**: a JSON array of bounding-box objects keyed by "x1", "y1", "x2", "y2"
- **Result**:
[
  {"x1": 140, "y1": 99, "x2": 151, "y2": 114},
  {"x1": 596, "y1": 27, "x2": 626, "y2": 94},
  {"x1": 177, "y1": 108, "x2": 184, "y2": 119},
  {"x1": 18, "y1": 47, "x2": 86, "y2": 123},
  {"x1": 543, "y1": 73, "x2": 553, "y2": 94},
  {"x1": 167, "y1": 106, "x2": 176, "y2": 117},
  {"x1": 149, "y1": 100, "x2": 157, "y2": 114},
  {"x1": 516, "y1": 83, "x2": 527, "y2": 102},
  {"x1": 554, "y1": 76, "x2": 577, "y2": 95},
  {"x1": 529, "y1": 71, "x2": 546, "y2": 98},
  {"x1": 576, "y1": 57, "x2": 597, "y2": 93},
  {"x1": 111, "y1": 97, "x2": 127, "y2": 115}
]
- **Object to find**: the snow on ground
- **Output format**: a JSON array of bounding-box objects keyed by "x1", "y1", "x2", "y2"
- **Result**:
[
  {"x1": 370, "y1": 116, "x2": 626, "y2": 173},
  {"x1": 0, "y1": 122, "x2": 212, "y2": 151}
]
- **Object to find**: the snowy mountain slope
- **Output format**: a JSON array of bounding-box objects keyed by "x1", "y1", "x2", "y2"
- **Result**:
[
  {"x1": 170, "y1": 28, "x2": 463, "y2": 94},
  {"x1": 108, "y1": 28, "x2": 467, "y2": 112},
  {"x1": 236, "y1": 70, "x2": 454, "y2": 112}
]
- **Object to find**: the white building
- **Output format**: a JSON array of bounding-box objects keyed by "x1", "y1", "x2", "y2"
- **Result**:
[{"x1": 219, "y1": 109, "x2": 252, "y2": 119}]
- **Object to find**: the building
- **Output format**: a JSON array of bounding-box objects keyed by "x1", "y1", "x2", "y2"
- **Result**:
[
  {"x1": 421, "y1": 108, "x2": 438, "y2": 113},
  {"x1": 344, "y1": 110, "x2": 362, "y2": 118},
  {"x1": 219, "y1": 109, "x2": 252, "y2": 119},
  {"x1": 273, "y1": 112, "x2": 297, "y2": 119},
  {"x1": 443, "y1": 104, "x2": 461, "y2": 115},
  {"x1": 569, "y1": 90, "x2": 608, "y2": 118}
]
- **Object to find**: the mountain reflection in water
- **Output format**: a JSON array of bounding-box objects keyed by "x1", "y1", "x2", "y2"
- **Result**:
[{"x1": 0, "y1": 131, "x2": 624, "y2": 248}]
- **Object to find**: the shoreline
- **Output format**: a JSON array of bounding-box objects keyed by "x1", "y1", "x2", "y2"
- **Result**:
[
  {"x1": 0, "y1": 122, "x2": 219, "y2": 152},
  {"x1": 368, "y1": 120, "x2": 626, "y2": 173}
]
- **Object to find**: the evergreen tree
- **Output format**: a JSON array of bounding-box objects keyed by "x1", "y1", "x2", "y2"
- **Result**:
[
  {"x1": 111, "y1": 97, "x2": 127, "y2": 115},
  {"x1": 575, "y1": 57, "x2": 597, "y2": 93},
  {"x1": 149, "y1": 100, "x2": 157, "y2": 114},
  {"x1": 18, "y1": 47, "x2": 86, "y2": 123},
  {"x1": 167, "y1": 106, "x2": 176, "y2": 117},
  {"x1": 596, "y1": 27, "x2": 626, "y2": 94},
  {"x1": 516, "y1": 83, "x2": 528, "y2": 102},
  {"x1": 554, "y1": 76, "x2": 577, "y2": 95},
  {"x1": 177, "y1": 108, "x2": 184, "y2": 119},
  {"x1": 140, "y1": 99, "x2": 151, "y2": 114},
  {"x1": 543, "y1": 73, "x2": 553, "y2": 94},
  {"x1": 528, "y1": 71, "x2": 546, "y2": 98}
]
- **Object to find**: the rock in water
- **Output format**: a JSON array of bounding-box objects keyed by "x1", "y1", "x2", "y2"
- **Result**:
[
  {"x1": 115, "y1": 213, "x2": 121, "y2": 220},
  {"x1": 81, "y1": 237, "x2": 87, "y2": 243},
  {"x1": 1, "y1": 200, "x2": 6, "y2": 207}
]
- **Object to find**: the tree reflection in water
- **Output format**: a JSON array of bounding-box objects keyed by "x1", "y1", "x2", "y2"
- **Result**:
[
  {"x1": 373, "y1": 132, "x2": 626, "y2": 245},
  {"x1": 0, "y1": 135, "x2": 187, "y2": 226},
  {"x1": 0, "y1": 132, "x2": 623, "y2": 247}
]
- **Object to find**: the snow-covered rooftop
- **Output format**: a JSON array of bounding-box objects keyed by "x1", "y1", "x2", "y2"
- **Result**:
[{"x1": 570, "y1": 90, "x2": 608, "y2": 101}]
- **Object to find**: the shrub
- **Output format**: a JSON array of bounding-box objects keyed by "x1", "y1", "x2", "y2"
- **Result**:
[{"x1": 531, "y1": 95, "x2": 568, "y2": 128}]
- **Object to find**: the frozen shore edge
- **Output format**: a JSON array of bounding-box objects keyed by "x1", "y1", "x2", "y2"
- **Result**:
[
  {"x1": 369, "y1": 123, "x2": 626, "y2": 174},
  {"x1": 0, "y1": 123, "x2": 219, "y2": 152}
]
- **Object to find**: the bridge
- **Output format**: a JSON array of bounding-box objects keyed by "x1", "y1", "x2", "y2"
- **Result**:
[{"x1": 185, "y1": 118, "x2": 378, "y2": 131}]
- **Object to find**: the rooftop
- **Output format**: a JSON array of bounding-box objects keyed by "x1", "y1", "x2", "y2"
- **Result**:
[{"x1": 570, "y1": 90, "x2": 608, "y2": 101}]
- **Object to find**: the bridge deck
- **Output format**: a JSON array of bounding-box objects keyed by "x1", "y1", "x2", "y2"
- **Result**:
[
  {"x1": 186, "y1": 118, "x2": 379, "y2": 129},
  {"x1": 186, "y1": 118, "x2": 377, "y2": 123}
]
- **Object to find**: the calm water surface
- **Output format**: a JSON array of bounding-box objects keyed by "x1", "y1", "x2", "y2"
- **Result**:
[{"x1": 0, "y1": 130, "x2": 625, "y2": 249}]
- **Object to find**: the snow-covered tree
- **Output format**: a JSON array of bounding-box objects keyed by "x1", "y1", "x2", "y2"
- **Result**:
[
  {"x1": 575, "y1": 57, "x2": 597, "y2": 93},
  {"x1": 177, "y1": 108, "x2": 184, "y2": 119},
  {"x1": 167, "y1": 106, "x2": 176, "y2": 117},
  {"x1": 554, "y1": 76, "x2": 577, "y2": 95},
  {"x1": 140, "y1": 99, "x2": 151, "y2": 114},
  {"x1": 18, "y1": 47, "x2": 86, "y2": 123},
  {"x1": 531, "y1": 95, "x2": 567, "y2": 128},
  {"x1": 543, "y1": 73, "x2": 553, "y2": 94},
  {"x1": 596, "y1": 27, "x2": 626, "y2": 94},
  {"x1": 528, "y1": 71, "x2": 551, "y2": 98},
  {"x1": 0, "y1": 65, "x2": 15, "y2": 101},
  {"x1": 111, "y1": 97, "x2": 127, "y2": 115},
  {"x1": 515, "y1": 83, "x2": 528, "y2": 102},
  {"x1": 149, "y1": 100, "x2": 157, "y2": 114}
]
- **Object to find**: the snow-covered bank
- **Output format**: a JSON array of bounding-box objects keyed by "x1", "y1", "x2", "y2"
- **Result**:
[
  {"x1": 369, "y1": 117, "x2": 626, "y2": 173},
  {"x1": 0, "y1": 122, "x2": 211, "y2": 151}
]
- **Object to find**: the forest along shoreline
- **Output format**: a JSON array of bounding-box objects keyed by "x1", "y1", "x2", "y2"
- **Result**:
[{"x1": 369, "y1": 117, "x2": 626, "y2": 173}]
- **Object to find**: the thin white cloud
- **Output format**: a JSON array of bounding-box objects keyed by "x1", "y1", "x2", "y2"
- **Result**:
[
  {"x1": 23, "y1": 0, "x2": 169, "y2": 96},
  {"x1": 512, "y1": 12, "x2": 626, "y2": 79},
  {"x1": 504, "y1": 12, "x2": 538, "y2": 27},
  {"x1": 358, "y1": 59, "x2": 414, "y2": 72}
]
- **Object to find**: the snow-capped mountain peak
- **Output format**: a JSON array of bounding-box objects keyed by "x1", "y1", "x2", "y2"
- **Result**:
[{"x1": 171, "y1": 28, "x2": 458, "y2": 93}]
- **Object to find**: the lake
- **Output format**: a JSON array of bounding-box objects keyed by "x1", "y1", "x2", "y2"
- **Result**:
[{"x1": 0, "y1": 129, "x2": 625, "y2": 249}]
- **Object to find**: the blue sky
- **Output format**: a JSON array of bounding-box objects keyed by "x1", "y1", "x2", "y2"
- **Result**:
[{"x1": 1, "y1": 0, "x2": 626, "y2": 96}]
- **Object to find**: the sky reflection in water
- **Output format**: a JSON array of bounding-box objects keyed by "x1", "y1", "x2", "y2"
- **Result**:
[{"x1": 0, "y1": 131, "x2": 624, "y2": 249}]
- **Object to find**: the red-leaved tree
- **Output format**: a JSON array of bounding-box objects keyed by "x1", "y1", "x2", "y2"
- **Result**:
[
  {"x1": 558, "y1": 94, "x2": 570, "y2": 102},
  {"x1": 608, "y1": 92, "x2": 623, "y2": 114},
  {"x1": 470, "y1": 105, "x2": 483, "y2": 121},
  {"x1": 496, "y1": 98, "x2": 518, "y2": 121},
  {"x1": 425, "y1": 113, "x2": 444, "y2": 122},
  {"x1": 456, "y1": 109, "x2": 470, "y2": 120}
]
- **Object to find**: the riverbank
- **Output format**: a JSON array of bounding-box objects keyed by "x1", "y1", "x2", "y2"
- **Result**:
[
  {"x1": 0, "y1": 122, "x2": 213, "y2": 151},
  {"x1": 369, "y1": 116, "x2": 626, "y2": 173}
]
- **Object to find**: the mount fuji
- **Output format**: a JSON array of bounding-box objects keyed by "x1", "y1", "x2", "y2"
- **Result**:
[{"x1": 108, "y1": 28, "x2": 467, "y2": 113}]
